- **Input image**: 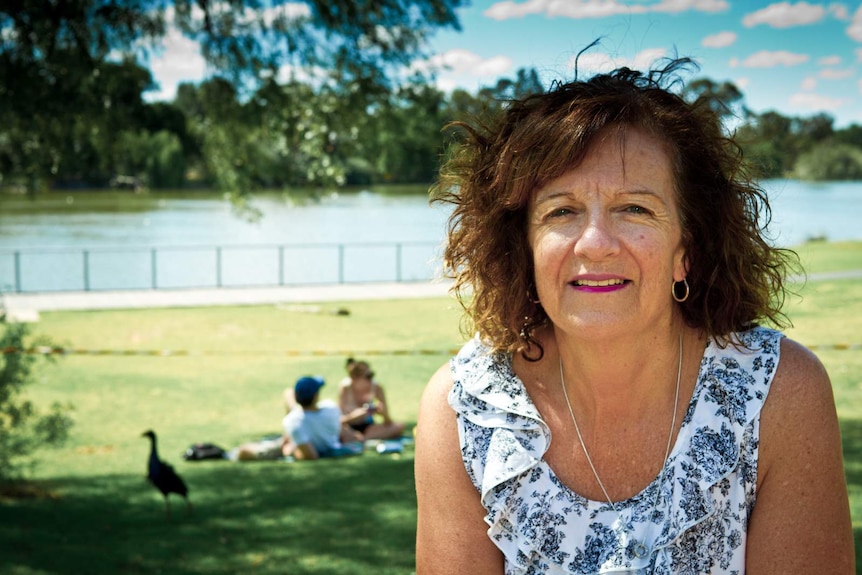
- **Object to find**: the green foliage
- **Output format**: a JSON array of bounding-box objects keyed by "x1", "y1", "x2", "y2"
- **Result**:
[
  {"x1": 115, "y1": 130, "x2": 186, "y2": 188},
  {"x1": 735, "y1": 110, "x2": 862, "y2": 181},
  {"x1": 736, "y1": 111, "x2": 796, "y2": 177},
  {"x1": 683, "y1": 77, "x2": 749, "y2": 126},
  {"x1": 0, "y1": 0, "x2": 465, "y2": 194},
  {"x1": 6, "y1": 2, "x2": 862, "y2": 199},
  {"x1": 0, "y1": 321, "x2": 73, "y2": 481},
  {"x1": 793, "y1": 142, "x2": 862, "y2": 181}
]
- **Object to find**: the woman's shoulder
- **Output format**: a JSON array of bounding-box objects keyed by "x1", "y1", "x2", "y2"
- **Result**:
[
  {"x1": 766, "y1": 335, "x2": 833, "y2": 417},
  {"x1": 756, "y1": 334, "x2": 837, "y2": 472},
  {"x1": 421, "y1": 363, "x2": 456, "y2": 408}
]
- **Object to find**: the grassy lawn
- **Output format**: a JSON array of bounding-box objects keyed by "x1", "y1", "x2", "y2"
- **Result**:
[{"x1": 2, "y1": 241, "x2": 860, "y2": 574}]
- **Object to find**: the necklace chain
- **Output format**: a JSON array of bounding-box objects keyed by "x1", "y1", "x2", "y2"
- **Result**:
[{"x1": 559, "y1": 333, "x2": 683, "y2": 555}]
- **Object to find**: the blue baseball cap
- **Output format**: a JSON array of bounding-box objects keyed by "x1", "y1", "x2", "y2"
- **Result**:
[{"x1": 294, "y1": 375, "x2": 325, "y2": 403}]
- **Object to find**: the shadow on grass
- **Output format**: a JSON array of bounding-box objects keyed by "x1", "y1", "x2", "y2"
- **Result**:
[
  {"x1": 840, "y1": 418, "x2": 862, "y2": 573},
  {"x1": 0, "y1": 453, "x2": 418, "y2": 575}
]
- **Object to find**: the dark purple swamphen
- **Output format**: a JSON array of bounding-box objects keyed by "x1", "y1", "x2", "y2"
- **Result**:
[{"x1": 142, "y1": 430, "x2": 192, "y2": 520}]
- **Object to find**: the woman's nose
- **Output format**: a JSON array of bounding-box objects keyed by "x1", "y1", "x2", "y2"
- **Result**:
[{"x1": 572, "y1": 214, "x2": 620, "y2": 261}]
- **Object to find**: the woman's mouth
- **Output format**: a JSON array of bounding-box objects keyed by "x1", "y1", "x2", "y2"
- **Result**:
[
  {"x1": 572, "y1": 278, "x2": 626, "y2": 287},
  {"x1": 570, "y1": 278, "x2": 629, "y2": 292}
]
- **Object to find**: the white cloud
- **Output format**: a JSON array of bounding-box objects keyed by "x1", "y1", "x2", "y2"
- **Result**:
[
  {"x1": 820, "y1": 67, "x2": 854, "y2": 79},
  {"x1": 569, "y1": 48, "x2": 668, "y2": 74},
  {"x1": 742, "y1": 1, "x2": 827, "y2": 28},
  {"x1": 789, "y1": 91, "x2": 845, "y2": 110},
  {"x1": 631, "y1": 48, "x2": 671, "y2": 69},
  {"x1": 484, "y1": 0, "x2": 726, "y2": 20},
  {"x1": 801, "y1": 76, "x2": 818, "y2": 90},
  {"x1": 483, "y1": 0, "x2": 539, "y2": 20},
  {"x1": 269, "y1": 2, "x2": 311, "y2": 21},
  {"x1": 485, "y1": 0, "x2": 640, "y2": 20},
  {"x1": 702, "y1": 31, "x2": 737, "y2": 47},
  {"x1": 735, "y1": 50, "x2": 809, "y2": 68},
  {"x1": 734, "y1": 77, "x2": 750, "y2": 90},
  {"x1": 142, "y1": 3, "x2": 311, "y2": 102},
  {"x1": 417, "y1": 49, "x2": 513, "y2": 79},
  {"x1": 651, "y1": 0, "x2": 729, "y2": 14},
  {"x1": 848, "y1": 5, "x2": 862, "y2": 40},
  {"x1": 145, "y1": 28, "x2": 208, "y2": 101},
  {"x1": 818, "y1": 55, "x2": 842, "y2": 66},
  {"x1": 436, "y1": 77, "x2": 459, "y2": 92},
  {"x1": 830, "y1": 3, "x2": 848, "y2": 20}
]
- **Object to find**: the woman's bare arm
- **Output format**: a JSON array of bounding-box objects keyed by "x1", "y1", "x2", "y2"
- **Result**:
[
  {"x1": 374, "y1": 383, "x2": 394, "y2": 424},
  {"x1": 415, "y1": 363, "x2": 504, "y2": 575},
  {"x1": 746, "y1": 338, "x2": 854, "y2": 573}
]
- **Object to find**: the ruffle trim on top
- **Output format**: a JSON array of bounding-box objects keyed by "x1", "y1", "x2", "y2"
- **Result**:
[{"x1": 448, "y1": 327, "x2": 782, "y2": 574}]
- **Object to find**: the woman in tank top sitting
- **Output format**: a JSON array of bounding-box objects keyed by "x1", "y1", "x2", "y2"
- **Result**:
[
  {"x1": 414, "y1": 50, "x2": 854, "y2": 574},
  {"x1": 339, "y1": 359, "x2": 406, "y2": 443}
]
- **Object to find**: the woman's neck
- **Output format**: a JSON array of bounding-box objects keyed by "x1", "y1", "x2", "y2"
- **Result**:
[{"x1": 547, "y1": 322, "x2": 694, "y2": 419}]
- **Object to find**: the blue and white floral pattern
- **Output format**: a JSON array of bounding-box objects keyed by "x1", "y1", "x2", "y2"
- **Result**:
[{"x1": 448, "y1": 327, "x2": 782, "y2": 574}]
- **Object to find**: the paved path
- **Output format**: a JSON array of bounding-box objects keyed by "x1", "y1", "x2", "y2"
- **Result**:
[
  {"x1": 1, "y1": 280, "x2": 455, "y2": 321},
  {"x1": 3, "y1": 270, "x2": 861, "y2": 320}
]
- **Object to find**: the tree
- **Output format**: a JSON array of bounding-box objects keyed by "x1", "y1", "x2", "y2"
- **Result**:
[
  {"x1": 439, "y1": 67, "x2": 545, "y2": 138},
  {"x1": 0, "y1": 0, "x2": 466, "y2": 195},
  {"x1": 791, "y1": 113, "x2": 834, "y2": 160},
  {"x1": 479, "y1": 67, "x2": 544, "y2": 103},
  {"x1": 794, "y1": 142, "x2": 862, "y2": 181},
  {"x1": 367, "y1": 82, "x2": 449, "y2": 183},
  {"x1": 736, "y1": 111, "x2": 794, "y2": 177},
  {"x1": 833, "y1": 123, "x2": 862, "y2": 149},
  {"x1": 682, "y1": 77, "x2": 750, "y2": 129},
  {"x1": 0, "y1": 320, "x2": 73, "y2": 481}
]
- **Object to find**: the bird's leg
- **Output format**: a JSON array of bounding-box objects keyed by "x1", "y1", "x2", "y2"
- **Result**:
[
  {"x1": 165, "y1": 495, "x2": 172, "y2": 522},
  {"x1": 185, "y1": 496, "x2": 194, "y2": 515}
]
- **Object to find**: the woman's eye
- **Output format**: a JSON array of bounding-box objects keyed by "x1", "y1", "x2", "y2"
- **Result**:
[
  {"x1": 624, "y1": 205, "x2": 650, "y2": 215},
  {"x1": 548, "y1": 207, "x2": 572, "y2": 218}
]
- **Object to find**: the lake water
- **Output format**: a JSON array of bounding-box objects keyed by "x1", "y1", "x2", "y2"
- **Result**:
[
  {"x1": 762, "y1": 179, "x2": 862, "y2": 246},
  {"x1": 0, "y1": 180, "x2": 859, "y2": 293},
  {"x1": 0, "y1": 187, "x2": 452, "y2": 292}
]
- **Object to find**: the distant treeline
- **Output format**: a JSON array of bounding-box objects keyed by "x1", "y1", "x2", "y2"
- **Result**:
[
  {"x1": 4, "y1": 0, "x2": 861, "y2": 205},
  {"x1": 4, "y1": 61, "x2": 862, "y2": 197}
]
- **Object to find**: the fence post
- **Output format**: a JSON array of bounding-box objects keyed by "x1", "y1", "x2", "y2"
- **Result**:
[
  {"x1": 14, "y1": 251, "x2": 21, "y2": 293},
  {"x1": 216, "y1": 247, "x2": 222, "y2": 287},
  {"x1": 396, "y1": 243, "x2": 402, "y2": 282},
  {"x1": 83, "y1": 250, "x2": 90, "y2": 291},
  {"x1": 338, "y1": 244, "x2": 345, "y2": 284},
  {"x1": 151, "y1": 248, "x2": 158, "y2": 289}
]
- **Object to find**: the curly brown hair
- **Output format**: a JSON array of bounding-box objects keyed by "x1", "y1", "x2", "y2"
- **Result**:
[{"x1": 432, "y1": 58, "x2": 798, "y2": 358}]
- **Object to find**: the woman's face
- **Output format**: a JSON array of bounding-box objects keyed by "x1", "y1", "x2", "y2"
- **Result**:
[{"x1": 527, "y1": 127, "x2": 687, "y2": 340}]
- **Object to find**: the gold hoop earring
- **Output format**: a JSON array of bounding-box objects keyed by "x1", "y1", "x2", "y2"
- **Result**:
[{"x1": 672, "y1": 278, "x2": 690, "y2": 303}]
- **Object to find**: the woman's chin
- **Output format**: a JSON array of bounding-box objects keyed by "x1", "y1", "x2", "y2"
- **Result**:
[{"x1": 554, "y1": 313, "x2": 641, "y2": 339}]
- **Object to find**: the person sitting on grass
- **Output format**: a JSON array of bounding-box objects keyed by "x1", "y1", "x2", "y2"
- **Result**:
[
  {"x1": 237, "y1": 375, "x2": 344, "y2": 461},
  {"x1": 339, "y1": 359, "x2": 406, "y2": 443},
  {"x1": 281, "y1": 375, "x2": 345, "y2": 460}
]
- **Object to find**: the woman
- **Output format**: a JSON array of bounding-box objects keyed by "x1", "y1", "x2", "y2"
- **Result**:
[
  {"x1": 339, "y1": 359, "x2": 406, "y2": 441},
  {"x1": 415, "y1": 59, "x2": 854, "y2": 574}
]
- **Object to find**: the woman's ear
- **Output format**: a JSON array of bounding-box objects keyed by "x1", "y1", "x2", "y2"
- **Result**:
[{"x1": 673, "y1": 248, "x2": 689, "y2": 282}]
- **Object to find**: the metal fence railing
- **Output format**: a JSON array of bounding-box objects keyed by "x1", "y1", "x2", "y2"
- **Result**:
[{"x1": 0, "y1": 242, "x2": 443, "y2": 293}]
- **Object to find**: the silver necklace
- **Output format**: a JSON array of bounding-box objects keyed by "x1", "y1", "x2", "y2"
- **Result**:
[{"x1": 559, "y1": 333, "x2": 682, "y2": 559}]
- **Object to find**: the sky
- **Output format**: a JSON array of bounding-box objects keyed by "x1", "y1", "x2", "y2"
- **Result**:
[{"x1": 146, "y1": 0, "x2": 862, "y2": 128}]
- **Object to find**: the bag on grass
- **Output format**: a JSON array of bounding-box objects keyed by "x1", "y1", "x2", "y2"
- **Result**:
[{"x1": 183, "y1": 442, "x2": 227, "y2": 461}]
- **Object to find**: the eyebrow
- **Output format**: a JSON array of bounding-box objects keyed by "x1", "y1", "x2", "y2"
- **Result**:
[{"x1": 533, "y1": 187, "x2": 665, "y2": 206}]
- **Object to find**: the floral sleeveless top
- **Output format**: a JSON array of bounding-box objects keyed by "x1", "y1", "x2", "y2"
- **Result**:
[{"x1": 448, "y1": 327, "x2": 781, "y2": 575}]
